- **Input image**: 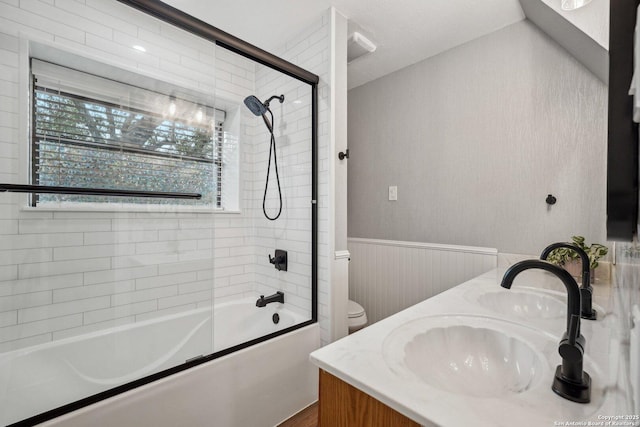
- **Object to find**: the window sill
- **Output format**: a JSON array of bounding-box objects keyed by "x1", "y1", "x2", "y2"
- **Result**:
[{"x1": 20, "y1": 202, "x2": 242, "y2": 215}]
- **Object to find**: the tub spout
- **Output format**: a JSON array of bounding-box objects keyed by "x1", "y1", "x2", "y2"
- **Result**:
[
  {"x1": 500, "y1": 259, "x2": 591, "y2": 403},
  {"x1": 256, "y1": 291, "x2": 284, "y2": 307}
]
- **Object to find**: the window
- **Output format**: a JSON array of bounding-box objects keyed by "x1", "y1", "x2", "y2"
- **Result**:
[{"x1": 30, "y1": 60, "x2": 227, "y2": 209}]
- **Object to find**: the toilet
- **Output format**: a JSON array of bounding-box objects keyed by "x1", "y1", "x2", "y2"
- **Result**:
[{"x1": 348, "y1": 299, "x2": 368, "y2": 333}]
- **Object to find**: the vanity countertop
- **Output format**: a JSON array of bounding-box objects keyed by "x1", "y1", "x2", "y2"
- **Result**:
[{"x1": 310, "y1": 268, "x2": 629, "y2": 427}]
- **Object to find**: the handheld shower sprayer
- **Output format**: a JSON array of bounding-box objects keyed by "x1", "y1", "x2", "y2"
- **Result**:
[
  {"x1": 243, "y1": 95, "x2": 268, "y2": 116},
  {"x1": 243, "y1": 94, "x2": 285, "y2": 115},
  {"x1": 243, "y1": 94, "x2": 285, "y2": 221}
]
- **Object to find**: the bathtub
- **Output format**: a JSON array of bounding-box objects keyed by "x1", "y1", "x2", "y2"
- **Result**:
[{"x1": 0, "y1": 297, "x2": 319, "y2": 426}]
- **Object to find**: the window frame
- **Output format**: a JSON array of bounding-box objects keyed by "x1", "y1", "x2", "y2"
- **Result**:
[{"x1": 27, "y1": 59, "x2": 232, "y2": 213}]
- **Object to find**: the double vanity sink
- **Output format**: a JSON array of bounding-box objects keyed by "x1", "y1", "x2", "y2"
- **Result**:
[{"x1": 310, "y1": 267, "x2": 622, "y2": 426}]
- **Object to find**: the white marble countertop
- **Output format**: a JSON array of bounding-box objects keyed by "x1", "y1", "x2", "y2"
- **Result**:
[{"x1": 310, "y1": 268, "x2": 627, "y2": 427}]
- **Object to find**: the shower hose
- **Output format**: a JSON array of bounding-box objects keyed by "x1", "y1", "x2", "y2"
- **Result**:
[{"x1": 263, "y1": 108, "x2": 282, "y2": 221}]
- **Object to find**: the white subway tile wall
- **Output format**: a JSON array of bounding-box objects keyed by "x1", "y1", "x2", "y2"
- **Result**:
[
  {"x1": 253, "y1": 12, "x2": 331, "y2": 343},
  {"x1": 292, "y1": 13, "x2": 330, "y2": 345}
]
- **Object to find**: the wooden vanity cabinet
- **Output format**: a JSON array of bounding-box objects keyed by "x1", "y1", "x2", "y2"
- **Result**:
[{"x1": 318, "y1": 370, "x2": 420, "y2": 427}]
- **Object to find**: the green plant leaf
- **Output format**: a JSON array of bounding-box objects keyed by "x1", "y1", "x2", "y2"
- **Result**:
[{"x1": 548, "y1": 237, "x2": 608, "y2": 270}]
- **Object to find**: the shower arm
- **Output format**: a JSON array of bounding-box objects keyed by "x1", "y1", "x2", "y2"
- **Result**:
[
  {"x1": 264, "y1": 95, "x2": 285, "y2": 107},
  {"x1": 0, "y1": 184, "x2": 202, "y2": 199}
]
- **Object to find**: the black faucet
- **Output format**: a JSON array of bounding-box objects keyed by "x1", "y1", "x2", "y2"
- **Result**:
[
  {"x1": 541, "y1": 242, "x2": 596, "y2": 320},
  {"x1": 501, "y1": 259, "x2": 591, "y2": 403},
  {"x1": 256, "y1": 291, "x2": 284, "y2": 307}
]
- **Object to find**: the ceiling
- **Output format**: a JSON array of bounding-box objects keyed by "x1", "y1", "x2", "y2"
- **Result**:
[
  {"x1": 161, "y1": 0, "x2": 580, "y2": 90},
  {"x1": 336, "y1": 0, "x2": 525, "y2": 89}
]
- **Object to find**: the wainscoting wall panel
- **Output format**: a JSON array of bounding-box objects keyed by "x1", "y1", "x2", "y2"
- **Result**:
[{"x1": 347, "y1": 238, "x2": 497, "y2": 324}]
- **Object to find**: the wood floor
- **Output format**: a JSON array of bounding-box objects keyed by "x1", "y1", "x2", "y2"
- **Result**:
[{"x1": 277, "y1": 402, "x2": 318, "y2": 427}]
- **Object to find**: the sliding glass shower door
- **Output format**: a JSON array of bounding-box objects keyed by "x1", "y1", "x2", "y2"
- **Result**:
[{"x1": 0, "y1": 2, "x2": 218, "y2": 424}]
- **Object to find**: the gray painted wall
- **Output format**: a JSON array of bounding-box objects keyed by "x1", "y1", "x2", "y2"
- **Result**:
[{"x1": 347, "y1": 20, "x2": 607, "y2": 255}]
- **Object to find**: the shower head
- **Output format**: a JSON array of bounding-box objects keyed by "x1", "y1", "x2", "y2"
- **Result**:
[
  {"x1": 244, "y1": 94, "x2": 285, "y2": 134},
  {"x1": 244, "y1": 95, "x2": 268, "y2": 116},
  {"x1": 243, "y1": 94, "x2": 285, "y2": 117}
]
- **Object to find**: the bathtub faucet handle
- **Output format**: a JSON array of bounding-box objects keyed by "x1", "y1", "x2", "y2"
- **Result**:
[{"x1": 268, "y1": 250, "x2": 288, "y2": 271}]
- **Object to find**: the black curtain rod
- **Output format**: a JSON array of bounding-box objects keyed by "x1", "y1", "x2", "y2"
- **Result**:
[{"x1": 0, "y1": 184, "x2": 202, "y2": 200}]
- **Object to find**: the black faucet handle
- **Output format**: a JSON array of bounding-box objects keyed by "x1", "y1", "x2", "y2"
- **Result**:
[
  {"x1": 580, "y1": 288, "x2": 597, "y2": 320},
  {"x1": 559, "y1": 314, "x2": 585, "y2": 361},
  {"x1": 566, "y1": 314, "x2": 580, "y2": 346},
  {"x1": 268, "y1": 250, "x2": 288, "y2": 271},
  {"x1": 269, "y1": 254, "x2": 284, "y2": 264}
]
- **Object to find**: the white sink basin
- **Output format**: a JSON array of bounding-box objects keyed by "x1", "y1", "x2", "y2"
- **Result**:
[
  {"x1": 476, "y1": 290, "x2": 566, "y2": 320},
  {"x1": 382, "y1": 315, "x2": 552, "y2": 398},
  {"x1": 402, "y1": 325, "x2": 543, "y2": 397}
]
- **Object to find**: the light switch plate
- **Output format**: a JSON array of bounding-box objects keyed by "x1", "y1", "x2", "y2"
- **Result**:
[{"x1": 388, "y1": 186, "x2": 398, "y2": 201}]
